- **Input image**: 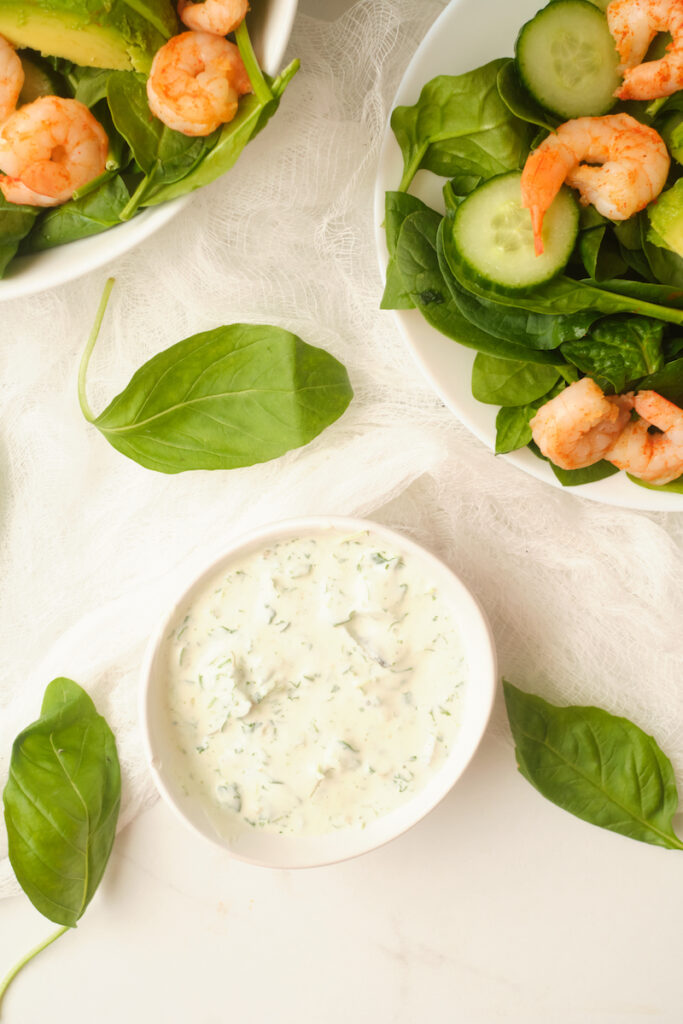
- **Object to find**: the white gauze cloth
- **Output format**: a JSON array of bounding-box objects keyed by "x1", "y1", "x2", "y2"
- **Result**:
[{"x1": 1, "y1": 0, "x2": 683, "y2": 897}]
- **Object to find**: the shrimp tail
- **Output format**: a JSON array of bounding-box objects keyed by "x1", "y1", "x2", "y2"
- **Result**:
[{"x1": 528, "y1": 205, "x2": 545, "y2": 256}]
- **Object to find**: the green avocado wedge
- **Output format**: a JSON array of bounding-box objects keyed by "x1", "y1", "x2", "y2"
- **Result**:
[{"x1": 0, "y1": 0, "x2": 178, "y2": 73}]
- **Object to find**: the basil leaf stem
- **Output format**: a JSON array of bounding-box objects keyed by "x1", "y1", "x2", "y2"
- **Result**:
[
  {"x1": 0, "y1": 926, "x2": 69, "y2": 1014},
  {"x1": 78, "y1": 276, "x2": 115, "y2": 424}
]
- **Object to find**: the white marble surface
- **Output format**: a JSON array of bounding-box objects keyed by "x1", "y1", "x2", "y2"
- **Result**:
[
  {"x1": 1, "y1": 730, "x2": 683, "y2": 1022},
  {"x1": 2, "y1": 3, "x2": 683, "y2": 1021}
]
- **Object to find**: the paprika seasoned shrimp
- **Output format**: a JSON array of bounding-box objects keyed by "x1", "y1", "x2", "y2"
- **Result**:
[
  {"x1": 521, "y1": 113, "x2": 669, "y2": 255},
  {"x1": 178, "y1": 0, "x2": 248, "y2": 35},
  {"x1": 608, "y1": 0, "x2": 683, "y2": 100},
  {"x1": 0, "y1": 34, "x2": 23, "y2": 124},
  {"x1": 606, "y1": 390, "x2": 683, "y2": 483},
  {"x1": 147, "y1": 31, "x2": 251, "y2": 137},
  {"x1": 530, "y1": 377, "x2": 634, "y2": 470},
  {"x1": 0, "y1": 96, "x2": 108, "y2": 207}
]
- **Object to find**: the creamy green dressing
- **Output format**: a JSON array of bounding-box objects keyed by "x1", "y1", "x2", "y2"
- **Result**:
[{"x1": 164, "y1": 529, "x2": 468, "y2": 837}]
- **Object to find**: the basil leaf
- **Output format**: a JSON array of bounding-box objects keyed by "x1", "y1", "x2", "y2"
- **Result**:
[
  {"x1": 78, "y1": 280, "x2": 353, "y2": 474},
  {"x1": 391, "y1": 59, "x2": 534, "y2": 191},
  {"x1": 472, "y1": 353, "x2": 561, "y2": 406},
  {"x1": 503, "y1": 681, "x2": 683, "y2": 850},
  {"x1": 3, "y1": 678, "x2": 121, "y2": 926}
]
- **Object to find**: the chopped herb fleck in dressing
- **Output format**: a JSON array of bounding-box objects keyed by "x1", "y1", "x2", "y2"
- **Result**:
[{"x1": 165, "y1": 530, "x2": 467, "y2": 838}]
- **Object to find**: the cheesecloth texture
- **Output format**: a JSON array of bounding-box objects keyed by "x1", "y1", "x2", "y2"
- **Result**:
[{"x1": 1, "y1": 0, "x2": 683, "y2": 898}]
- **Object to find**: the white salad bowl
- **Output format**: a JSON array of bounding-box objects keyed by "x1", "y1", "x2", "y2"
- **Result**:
[
  {"x1": 140, "y1": 515, "x2": 497, "y2": 869},
  {"x1": 0, "y1": 0, "x2": 299, "y2": 302}
]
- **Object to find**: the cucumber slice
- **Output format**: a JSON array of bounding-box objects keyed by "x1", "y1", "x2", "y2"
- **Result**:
[
  {"x1": 451, "y1": 171, "x2": 579, "y2": 294},
  {"x1": 516, "y1": 0, "x2": 621, "y2": 119}
]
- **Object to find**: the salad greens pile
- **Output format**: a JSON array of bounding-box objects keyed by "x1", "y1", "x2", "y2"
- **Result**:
[
  {"x1": 0, "y1": 20, "x2": 299, "y2": 278},
  {"x1": 383, "y1": 49, "x2": 683, "y2": 493},
  {"x1": 1, "y1": 679, "x2": 120, "y2": 1011}
]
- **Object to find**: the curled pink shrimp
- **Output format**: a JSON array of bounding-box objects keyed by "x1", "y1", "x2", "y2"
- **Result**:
[
  {"x1": 606, "y1": 390, "x2": 683, "y2": 483},
  {"x1": 0, "y1": 96, "x2": 108, "y2": 206},
  {"x1": 521, "y1": 113, "x2": 669, "y2": 255},
  {"x1": 0, "y1": 34, "x2": 22, "y2": 125},
  {"x1": 608, "y1": 0, "x2": 683, "y2": 100},
  {"x1": 178, "y1": 0, "x2": 248, "y2": 35},
  {"x1": 530, "y1": 377, "x2": 634, "y2": 470},
  {"x1": 147, "y1": 31, "x2": 251, "y2": 137}
]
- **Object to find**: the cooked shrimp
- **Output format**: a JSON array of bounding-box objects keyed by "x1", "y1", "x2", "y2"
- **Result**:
[
  {"x1": 521, "y1": 113, "x2": 670, "y2": 255},
  {"x1": 178, "y1": 0, "x2": 248, "y2": 35},
  {"x1": 608, "y1": 0, "x2": 683, "y2": 100},
  {"x1": 606, "y1": 389, "x2": 683, "y2": 482},
  {"x1": 147, "y1": 31, "x2": 251, "y2": 137},
  {"x1": 530, "y1": 377, "x2": 634, "y2": 470},
  {"x1": 0, "y1": 34, "x2": 23, "y2": 125},
  {"x1": 0, "y1": 96, "x2": 108, "y2": 207}
]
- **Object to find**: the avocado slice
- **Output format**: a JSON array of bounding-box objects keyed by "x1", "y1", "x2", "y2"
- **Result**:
[{"x1": 0, "y1": 0, "x2": 178, "y2": 73}]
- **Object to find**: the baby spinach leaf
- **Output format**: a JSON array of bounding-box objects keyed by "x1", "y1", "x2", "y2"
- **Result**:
[
  {"x1": 3, "y1": 677, "x2": 121, "y2": 926},
  {"x1": 549, "y1": 460, "x2": 620, "y2": 485},
  {"x1": 471, "y1": 353, "x2": 561, "y2": 406},
  {"x1": 495, "y1": 381, "x2": 566, "y2": 454},
  {"x1": 0, "y1": 195, "x2": 40, "y2": 278},
  {"x1": 397, "y1": 213, "x2": 561, "y2": 363},
  {"x1": 391, "y1": 59, "x2": 534, "y2": 191},
  {"x1": 381, "y1": 191, "x2": 434, "y2": 310},
  {"x1": 78, "y1": 280, "x2": 353, "y2": 474},
  {"x1": 627, "y1": 472, "x2": 683, "y2": 492},
  {"x1": 561, "y1": 315, "x2": 664, "y2": 393},
  {"x1": 636, "y1": 356, "x2": 683, "y2": 405},
  {"x1": 579, "y1": 224, "x2": 628, "y2": 282},
  {"x1": 21, "y1": 177, "x2": 130, "y2": 252},
  {"x1": 442, "y1": 175, "x2": 483, "y2": 213},
  {"x1": 0, "y1": 677, "x2": 120, "y2": 1009},
  {"x1": 496, "y1": 59, "x2": 558, "y2": 132},
  {"x1": 503, "y1": 681, "x2": 683, "y2": 850},
  {"x1": 496, "y1": 404, "x2": 536, "y2": 453},
  {"x1": 70, "y1": 67, "x2": 116, "y2": 108},
  {"x1": 594, "y1": 276, "x2": 683, "y2": 309}
]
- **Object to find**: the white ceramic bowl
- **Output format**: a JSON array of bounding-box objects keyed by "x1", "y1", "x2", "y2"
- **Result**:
[
  {"x1": 0, "y1": 0, "x2": 299, "y2": 302},
  {"x1": 140, "y1": 515, "x2": 497, "y2": 868}
]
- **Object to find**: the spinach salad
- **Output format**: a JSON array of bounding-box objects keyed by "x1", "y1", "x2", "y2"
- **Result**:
[
  {"x1": 382, "y1": 5, "x2": 683, "y2": 495},
  {"x1": 0, "y1": 17, "x2": 298, "y2": 278}
]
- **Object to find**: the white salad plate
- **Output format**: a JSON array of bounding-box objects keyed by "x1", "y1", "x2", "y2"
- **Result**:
[
  {"x1": 140, "y1": 515, "x2": 497, "y2": 869},
  {"x1": 374, "y1": 0, "x2": 683, "y2": 512},
  {"x1": 0, "y1": 0, "x2": 298, "y2": 302}
]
